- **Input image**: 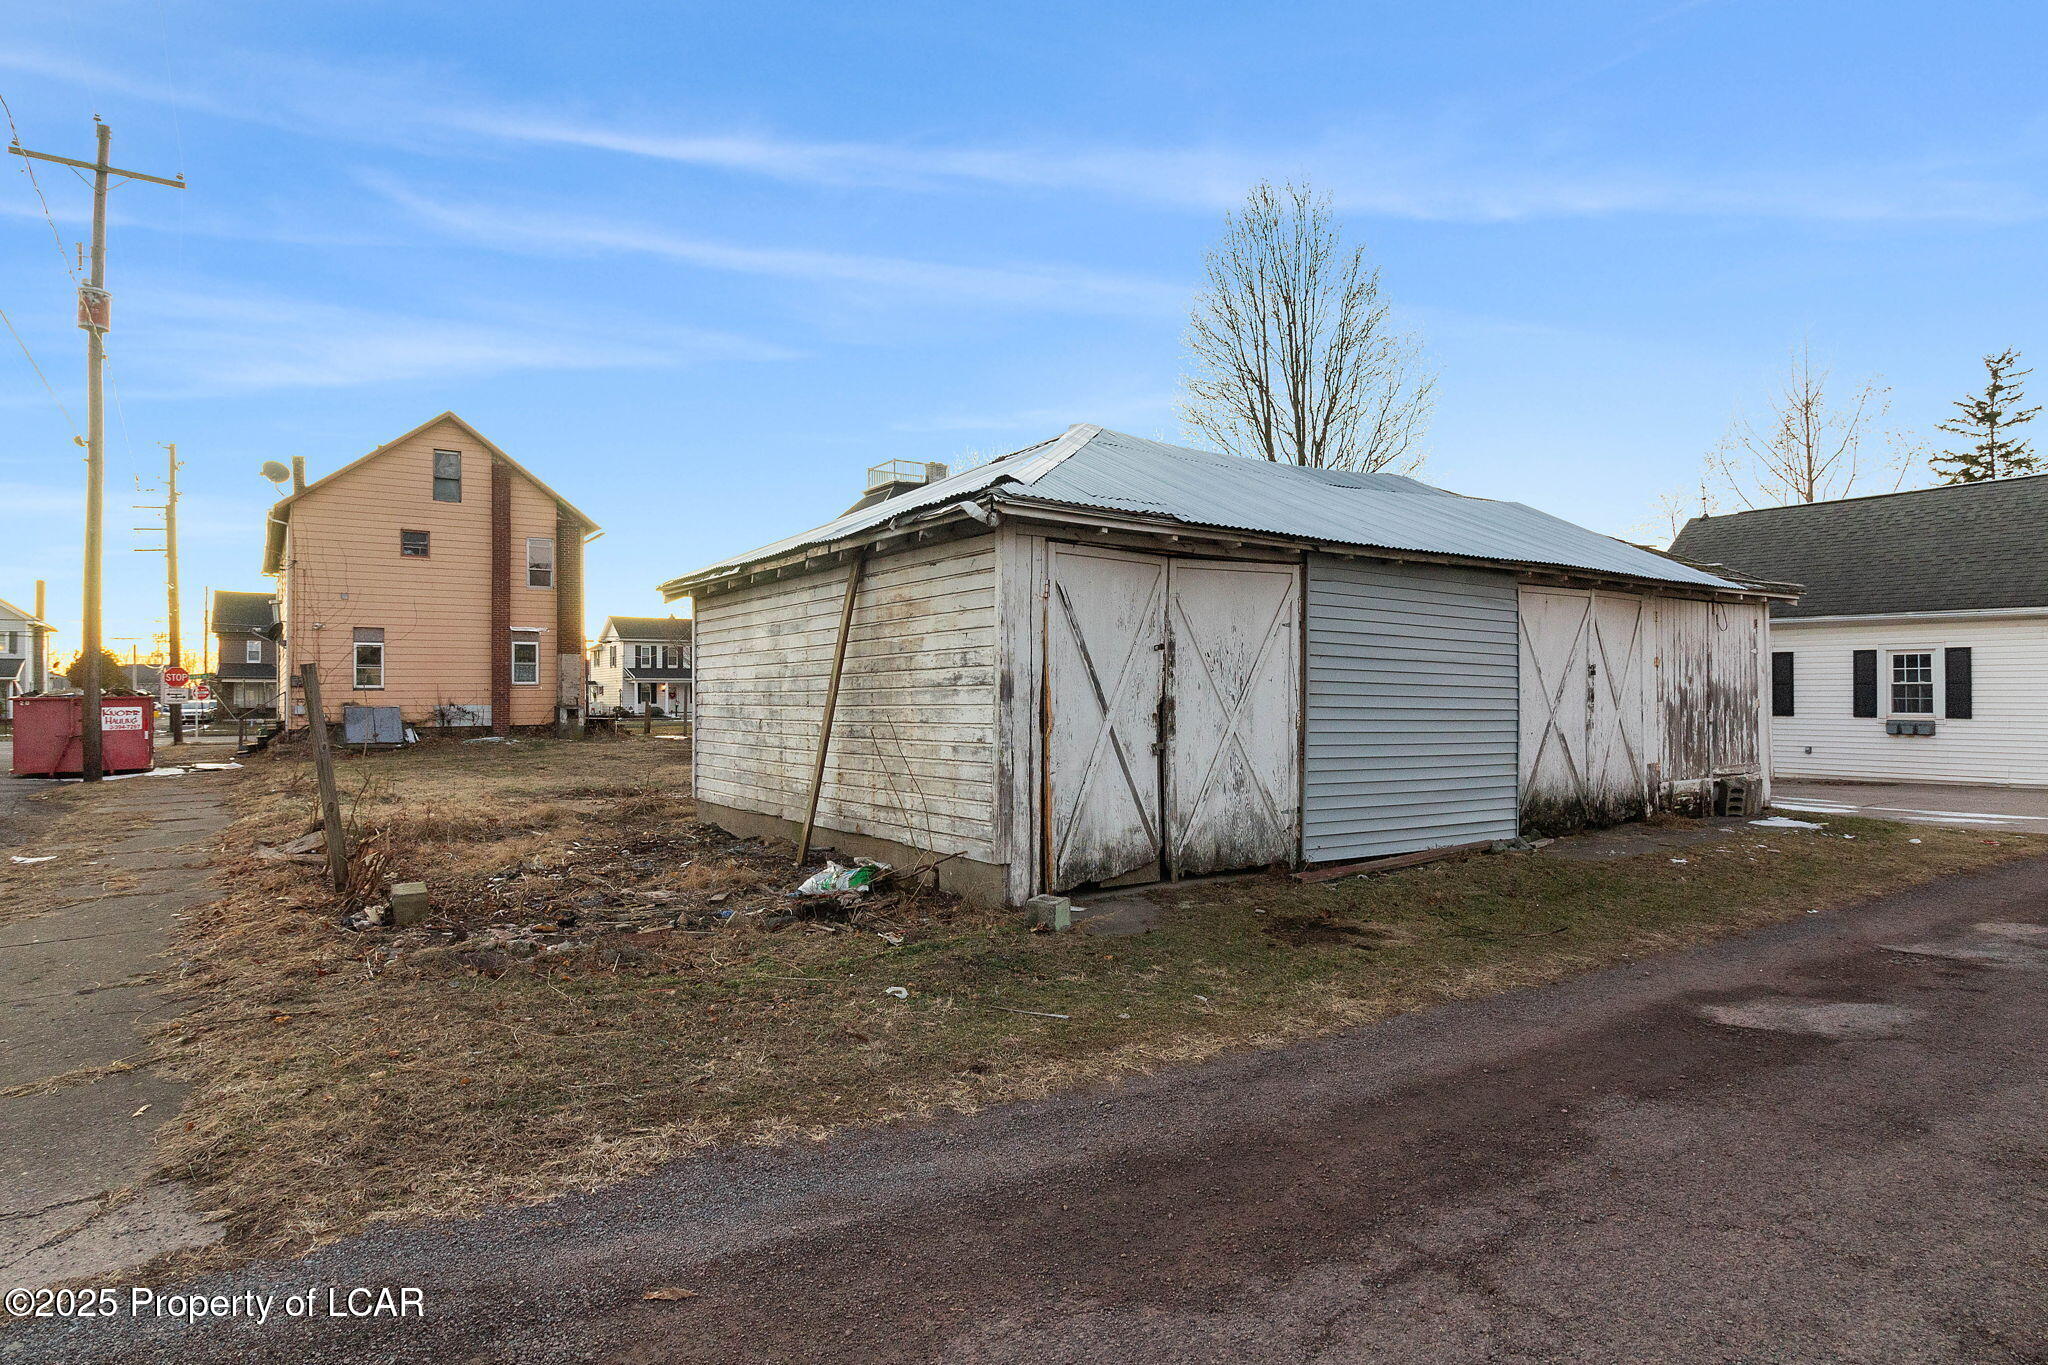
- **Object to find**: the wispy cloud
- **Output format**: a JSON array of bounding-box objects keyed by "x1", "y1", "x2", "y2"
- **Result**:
[
  {"x1": 7, "y1": 43, "x2": 2038, "y2": 226},
  {"x1": 113, "y1": 288, "x2": 795, "y2": 398},
  {"x1": 368, "y1": 178, "x2": 1185, "y2": 314}
]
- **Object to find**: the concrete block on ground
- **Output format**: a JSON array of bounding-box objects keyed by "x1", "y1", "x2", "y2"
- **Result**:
[
  {"x1": 1025, "y1": 894, "x2": 1072, "y2": 932},
  {"x1": 389, "y1": 881, "x2": 430, "y2": 927}
]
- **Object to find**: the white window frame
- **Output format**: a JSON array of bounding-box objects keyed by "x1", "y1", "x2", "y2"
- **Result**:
[
  {"x1": 633, "y1": 643, "x2": 658, "y2": 670},
  {"x1": 245, "y1": 639, "x2": 263, "y2": 664},
  {"x1": 1884, "y1": 647, "x2": 1938, "y2": 718},
  {"x1": 511, "y1": 631, "x2": 541, "y2": 685},
  {"x1": 526, "y1": 536, "x2": 554, "y2": 589},
  {"x1": 353, "y1": 630, "x2": 386, "y2": 691}
]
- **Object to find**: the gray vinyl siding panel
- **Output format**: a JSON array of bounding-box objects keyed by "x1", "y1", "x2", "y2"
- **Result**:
[{"x1": 1304, "y1": 556, "x2": 1521, "y2": 861}]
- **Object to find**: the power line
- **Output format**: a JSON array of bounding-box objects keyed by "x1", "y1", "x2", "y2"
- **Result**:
[
  {"x1": 0, "y1": 88, "x2": 80, "y2": 282},
  {"x1": 0, "y1": 299, "x2": 82, "y2": 436}
]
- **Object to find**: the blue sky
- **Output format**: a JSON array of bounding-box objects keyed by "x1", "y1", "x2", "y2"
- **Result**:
[{"x1": 2, "y1": 1, "x2": 2041, "y2": 660}]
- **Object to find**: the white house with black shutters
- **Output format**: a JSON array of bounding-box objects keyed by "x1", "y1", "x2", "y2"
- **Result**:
[
  {"x1": 1673, "y1": 475, "x2": 2048, "y2": 787},
  {"x1": 587, "y1": 615, "x2": 693, "y2": 717}
]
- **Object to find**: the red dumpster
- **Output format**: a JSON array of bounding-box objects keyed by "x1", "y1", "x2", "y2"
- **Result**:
[{"x1": 9, "y1": 695, "x2": 156, "y2": 777}]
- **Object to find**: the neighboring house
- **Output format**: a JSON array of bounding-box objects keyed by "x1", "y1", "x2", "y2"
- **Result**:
[
  {"x1": 0, "y1": 592, "x2": 54, "y2": 718},
  {"x1": 587, "y1": 616, "x2": 693, "y2": 716},
  {"x1": 261, "y1": 412, "x2": 598, "y2": 735},
  {"x1": 661, "y1": 426, "x2": 1783, "y2": 907},
  {"x1": 211, "y1": 589, "x2": 280, "y2": 715},
  {"x1": 118, "y1": 663, "x2": 162, "y2": 695},
  {"x1": 1672, "y1": 475, "x2": 2048, "y2": 787}
]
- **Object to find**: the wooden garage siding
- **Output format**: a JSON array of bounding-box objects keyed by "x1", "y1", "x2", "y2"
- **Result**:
[
  {"x1": 1656, "y1": 598, "x2": 1765, "y2": 780},
  {"x1": 1303, "y1": 556, "x2": 1521, "y2": 861},
  {"x1": 693, "y1": 541, "x2": 1002, "y2": 858}
]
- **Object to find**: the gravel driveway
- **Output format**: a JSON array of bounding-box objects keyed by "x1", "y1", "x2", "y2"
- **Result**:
[{"x1": 10, "y1": 854, "x2": 2047, "y2": 1364}]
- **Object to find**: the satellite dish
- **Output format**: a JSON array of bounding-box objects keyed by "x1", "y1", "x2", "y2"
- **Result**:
[{"x1": 260, "y1": 461, "x2": 292, "y2": 485}]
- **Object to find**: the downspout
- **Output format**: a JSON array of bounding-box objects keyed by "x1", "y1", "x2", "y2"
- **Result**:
[{"x1": 490, "y1": 458, "x2": 512, "y2": 735}]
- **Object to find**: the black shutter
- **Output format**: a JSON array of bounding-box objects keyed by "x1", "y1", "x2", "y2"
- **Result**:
[
  {"x1": 1944, "y1": 647, "x2": 1973, "y2": 718},
  {"x1": 1770, "y1": 651, "x2": 1795, "y2": 717},
  {"x1": 1851, "y1": 649, "x2": 1878, "y2": 717}
]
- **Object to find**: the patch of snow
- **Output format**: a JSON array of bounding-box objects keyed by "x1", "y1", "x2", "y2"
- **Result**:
[{"x1": 1750, "y1": 816, "x2": 1824, "y2": 830}]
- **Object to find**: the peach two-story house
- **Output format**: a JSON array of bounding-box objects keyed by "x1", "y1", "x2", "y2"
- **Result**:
[{"x1": 261, "y1": 413, "x2": 597, "y2": 735}]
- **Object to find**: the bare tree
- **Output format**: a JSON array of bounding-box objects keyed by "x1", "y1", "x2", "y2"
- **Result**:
[
  {"x1": 1637, "y1": 477, "x2": 1722, "y2": 548},
  {"x1": 1707, "y1": 344, "x2": 1901, "y2": 506},
  {"x1": 1181, "y1": 181, "x2": 1435, "y2": 473}
]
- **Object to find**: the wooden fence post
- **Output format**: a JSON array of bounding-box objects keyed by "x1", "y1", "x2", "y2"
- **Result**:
[
  {"x1": 299, "y1": 663, "x2": 349, "y2": 892},
  {"x1": 796, "y1": 549, "x2": 867, "y2": 866}
]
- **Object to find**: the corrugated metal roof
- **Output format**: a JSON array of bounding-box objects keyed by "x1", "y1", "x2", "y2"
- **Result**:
[{"x1": 663, "y1": 425, "x2": 1745, "y2": 595}]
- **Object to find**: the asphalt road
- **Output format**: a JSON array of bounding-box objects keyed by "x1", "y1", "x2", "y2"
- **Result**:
[{"x1": 10, "y1": 856, "x2": 2048, "y2": 1364}]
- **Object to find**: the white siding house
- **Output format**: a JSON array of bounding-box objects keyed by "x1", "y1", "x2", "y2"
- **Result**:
[
  {"x1": 587, "y1": 616, "x2": 693, "y2": 716},
  {"x1": 0, "y1": 593, "x2": 53, "y2": 718},
  {"x1": 1673, "y1": 475, "x2": 2048, "y2": 787},
  {"x1": 666, "y1": 427, "x2": 1783, "y2": 906}
]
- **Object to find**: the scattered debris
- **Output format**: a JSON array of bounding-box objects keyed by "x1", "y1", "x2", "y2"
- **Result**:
[
  {"x1": 883, "y1": 986, "x2": 910, "y2": 999},
  {"x1": 1670, "y1": 857, "x2": 1689, "y2": 865},
  {"x1": 641, "y1": 1287, "x2": 699, "y2": 1302},
  {"x1": 795, "y1": 860, "x2": 887, "y2": 895},
  {"x1": 10, "y1": 854, "x2": 56, "y2": 865}
]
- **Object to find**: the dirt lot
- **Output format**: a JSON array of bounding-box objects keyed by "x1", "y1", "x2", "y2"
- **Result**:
[{"x1": 140, "y1": 736, "x2": 2047, "y2": 1277}]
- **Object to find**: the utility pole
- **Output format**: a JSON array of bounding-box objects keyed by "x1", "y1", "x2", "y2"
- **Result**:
[
  {"x1": 9, "y1": 121, "x2": 186, "y2": 780},
  {"x1": 134, "y1": 442, "x2": 184, "y2": 743}
]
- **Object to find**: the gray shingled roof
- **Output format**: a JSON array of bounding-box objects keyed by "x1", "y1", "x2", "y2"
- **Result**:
[
  {"x1": 1670, "y1": 475, "x2": 2048, "y2": 618},
  {"x1": 663, "y1": 426, "x2": 1749, "y2": 597},
  {"x1": 211, "y1": 590, "x2": 277, "y2": 634},
  {"x1": 603, "y1": 616, "x2": 694, "y2": 643}
]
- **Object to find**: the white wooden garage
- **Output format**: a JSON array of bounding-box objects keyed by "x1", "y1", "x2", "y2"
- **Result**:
[{"x1": 661, "y1": 427, "x2": 1786, "y2": 905}]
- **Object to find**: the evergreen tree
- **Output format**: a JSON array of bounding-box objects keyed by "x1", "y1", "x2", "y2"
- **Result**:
[
  {"x1": 60, "y1": 649, "x2": 134, "y2": 694},
  {"x1": 1933, "y1": 349, "x2": 2041, "y2": 483}
]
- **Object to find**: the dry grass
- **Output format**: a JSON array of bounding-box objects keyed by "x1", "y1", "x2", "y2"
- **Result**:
[{"x1": 148, "y1": 737, "x2": 2047, "y2": 1277}]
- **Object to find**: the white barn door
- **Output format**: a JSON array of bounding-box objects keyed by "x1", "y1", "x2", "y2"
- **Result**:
[
  {"x1": 1166, "y1": 561, "x2": 1299, "y2": 876},
  {"x1": 1519, "y1": 586, "x2": 1652, "y2": 829},
  {"x1": 1045, "y1": 546, "x2": 1168, "y2": 892},
  {"x1": 1044, "y1": 547, "x2": 1300, "y2": 892}
]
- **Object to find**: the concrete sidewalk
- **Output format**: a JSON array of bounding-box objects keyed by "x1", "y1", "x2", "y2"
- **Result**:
[
  {"x1": 1775, "y1": 778, "x2": 2048, "y2": 832},
  {"x1": 0, "y1": 758, "x2": 236, "y2": 1287}
]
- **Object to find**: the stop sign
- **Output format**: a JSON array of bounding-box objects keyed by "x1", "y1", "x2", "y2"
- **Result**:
[{"x1": 162, "y1": 665, "x2": 190, "y2": 687}]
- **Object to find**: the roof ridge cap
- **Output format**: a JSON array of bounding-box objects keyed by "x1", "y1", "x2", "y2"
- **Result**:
[{"x1": 1010, "y1": 423, "x2": 1103, "y2": 486}]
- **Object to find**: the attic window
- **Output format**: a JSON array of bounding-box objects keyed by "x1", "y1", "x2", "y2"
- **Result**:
[{"x1": 433, "y1": 450, "x2": 462, "y2": 503}]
